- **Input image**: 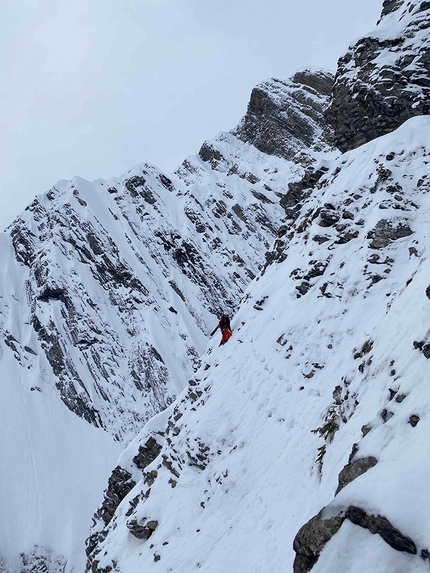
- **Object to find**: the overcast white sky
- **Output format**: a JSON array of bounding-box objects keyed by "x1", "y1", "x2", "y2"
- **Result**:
[{"x1": 0, "y1": 0, "x2": 382, "y2": 230}]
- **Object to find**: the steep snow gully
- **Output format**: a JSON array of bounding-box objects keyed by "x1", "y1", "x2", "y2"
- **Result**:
[{"x1": 2, "y1": 1, "x2": 430, "y2": 572}]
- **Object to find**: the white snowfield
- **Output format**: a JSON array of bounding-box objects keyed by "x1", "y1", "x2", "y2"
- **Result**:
[
  {"x1": 89, "y1": 117, "x2": 430, "y2": 572},
  {"x1": 0, "y1": 232, "x2": 121, "y2": 572}
]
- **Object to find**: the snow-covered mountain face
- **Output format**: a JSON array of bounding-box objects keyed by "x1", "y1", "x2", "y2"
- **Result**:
[
  {"x1": 4, "y1": 0, "x2": 430, "y2": 571},
  {"x1": 84, "y1": 2, "x2": 430, "y2": 573},
  {"x1": 233, "y1": 69, "x2": 334, "y2": 162},
  {"x1": 3, "y1": 66, "x2": 335, "y2": 445},
  {"x1": 0, "y1": 68, "x2": 333, "y2": 573},
  {"x1": 87, "y1": 116, "x2": 430, "y2": 573},
  {"x1": 326, "y1": 0, "x2": 430, "y2": 152},
  {"x1": 6, "y1": 135, "x2": 300, "y2": 442}
]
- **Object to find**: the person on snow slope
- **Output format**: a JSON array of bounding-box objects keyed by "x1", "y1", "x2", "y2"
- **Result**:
[{"x1": 211, "y1": 313, "x2": 232, "y2": 346}]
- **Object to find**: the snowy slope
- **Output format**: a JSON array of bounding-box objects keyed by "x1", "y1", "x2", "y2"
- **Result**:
[
  {"x1": 5, "y1": 1, "x2": 430, "y2": 571},
  {"x1": 86, "y1": 117, "x2": 430, "y2": 573},
  {"x1": 0, "y1": 232, "x2": 121, "y2": 573},
  {"x1": 6, "y1": 135, "x2": 297, "y2": 442}
]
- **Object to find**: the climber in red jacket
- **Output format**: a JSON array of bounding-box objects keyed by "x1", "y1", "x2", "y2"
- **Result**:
[{"x1": 211, "y1": 314, "x2": 232, "y2": 346}]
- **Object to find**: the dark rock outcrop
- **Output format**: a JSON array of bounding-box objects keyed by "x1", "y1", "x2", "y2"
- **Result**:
[
  {"x1": 127, "y1": 518, "x2": 159, "y2": 540},
  {"x1": 86, "y1": 432, "x2": 164, "y2": 572},
  {"x1": 293, "y1": 509, "x2": 344, "y2": 573},
  {"x1": 408, "y1": 414, "x2": 420, "y2": 427},
  {"x1": 198, "y1": 142, "x2": 225, "y2": 168},
  {"x1": 293, "y1": 505, "x2": 417, "y2": 573},
  {"x1": 413, "y1": 340, "x2": 430, "y2": 358},
  {"x1": 98, "y1": 466, "x2": 137, "y2": 527},
  {"x1": 326, "y1": 1, "x2": 430, "y2": 151},
  {"x1": 345, "y1": 506, "x2": 417, "y2": 554},
  {"x1": 233, "y1": 69, "x2": 334, "y2": 162},
  {"x1": 280, "y1": 167, "x2": 329, "y2": 219},
  {"x1": 367, "y1": 219, "x2": 413, "y2": 249},
  {"x1": 85, "y1": 466, "x2": 136, "y2": 572},
  {"x1": 335, "y1": 456, "x2": 378, "y2": 495},
  {"x1": 132, "y1": 437, "x2": 162, "y2": 470},
  {"x1": 380, "y1": 0, "x2": 404, "y2": 18}
]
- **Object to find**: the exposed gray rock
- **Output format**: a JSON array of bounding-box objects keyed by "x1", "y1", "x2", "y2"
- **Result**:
[
  {"x1": 367, "y1": 219, "x2": 413, "y2": 249},
  {"x1": 293, "y1": 505, "x2": 417, "y2": 573},
  {"x1": 345, "y1": 506, "x2": 417, "y2": 554},
  {"x1": 85, "y1": 466, "x2": 137, "y2": 572},
  {"x1": 313, "y1": 235, "x2": 330, "y2": 245},
  {"x1": 293, "y1": 509, "x2": 344, "y2": 573},
  {"x1": 335, "y1": 456, "x2": 378, "y2": 495},
  {"x1": 144, "y1": 469, "x2": 158, "y2": 487},
  {"x1": 292, "y1": 69, "x2": 333, "y2": 96},
  {"x1": 413, "y1": 340, "x2": 430, "y2": 358},
  {"x1": 127, "y1": 518, "x2": 159, "y2": 540},
  {"x1": 98, "y1": 467, "x2": 137, "y2": 527},
  {"x1": 233, "y1": 69, "x2": 334, "y2": 162},
  {"x1": 326, "y1": 1, "x2": 430, "y2": 151},
  {"x1": 86, "y1": 432, "x2": 165, "y2": 571},
  {"x1": 361, "y1": 424, "x2": 372, "y2": 437},
  {"x1": 296, "y1": 282, "x2": 312, "y2": 296},
  {"x1": 132, "y1": 437, "x2": 162, "y2": 470},
  {"x1": 279, "y1": 167, "x2": 328, "y2": 219},
  {"x1": 318, "y1": 209, "x2": 340, "y2": 228},
  {"x1": 198, "y1": 142, "x2": 225, "y2": 168},
  {"x1": 381, "y1": 408, "x2": 394, "y2": 423},
  {"x1": 380, "y1": 0, "x2": 404, "y2": 18}
]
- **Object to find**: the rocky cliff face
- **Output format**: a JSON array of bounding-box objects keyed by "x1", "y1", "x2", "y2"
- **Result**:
[
  {"x1": 85, "y1": 116, "x2": 430, "y2": 573},
  {"x1": 326, "y1": 0, "x2": 430, "y2": 151},
  {"x1": 233, "y1": 68, "x2": 334, "y2": 163},
  {"x1": 2, "y1": 63, "x2": 334, "y2": 444}
]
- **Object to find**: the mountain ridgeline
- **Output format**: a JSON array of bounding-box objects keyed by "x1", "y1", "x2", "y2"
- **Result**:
[{"x1": 2, "y1": 1, "x2": 430, "y2": 572}]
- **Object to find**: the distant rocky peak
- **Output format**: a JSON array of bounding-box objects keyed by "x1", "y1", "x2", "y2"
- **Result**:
[{"x1": 232, "y1": 68, "x2": 334, "y2": 163}]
